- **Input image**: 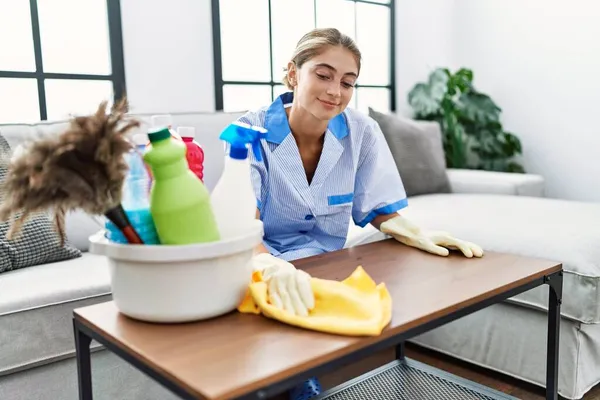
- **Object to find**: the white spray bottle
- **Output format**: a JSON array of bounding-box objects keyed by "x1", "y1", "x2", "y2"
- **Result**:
[{"x1": 210, "y1": 122, "x2": 267, "y2": 239}]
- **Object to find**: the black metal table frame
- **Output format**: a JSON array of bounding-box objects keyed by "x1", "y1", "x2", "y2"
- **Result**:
[{"x1": 73, "y1": 269, "x2": 563, "y2": 400}]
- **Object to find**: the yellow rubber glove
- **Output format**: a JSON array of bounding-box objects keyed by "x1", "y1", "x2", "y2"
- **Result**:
[
  {"x1": 380, "y1": 215, "x2": 484, "y2": 258},
  {"x1": 251, "y1": 253, "x2": 315, "y2": 317}
]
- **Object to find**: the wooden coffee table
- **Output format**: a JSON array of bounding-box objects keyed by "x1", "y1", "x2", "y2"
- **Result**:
[{"x1": 73, "y1": 239, "x2": 562, "y2": 400}]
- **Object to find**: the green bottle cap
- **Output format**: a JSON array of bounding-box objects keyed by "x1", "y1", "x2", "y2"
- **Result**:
[{"x1": 147, "y1": 127, "x2": 171, "y2": 143}]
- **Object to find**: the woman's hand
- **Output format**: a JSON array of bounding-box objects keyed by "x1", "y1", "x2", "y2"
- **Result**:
[
  {"x1": 380, "y1": 215, "x2": 484, "y2": 258},
  {"x1": 251, "y1": 253, "x2": 315, "y2": 316}
]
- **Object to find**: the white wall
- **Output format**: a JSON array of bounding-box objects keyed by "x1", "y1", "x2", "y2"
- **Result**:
[
  {"x1": 451, "y1": 0, "x2": 600, "y2": 202},
  {"x1": 394, "y1": 0, "x2": 458, "y2": 116},
  {"x1": 395, "y1": 0, "x2": 600, "y2": 202},
  {"x1": 120, "y1": 0, "x2": 215, "y2": 114}
]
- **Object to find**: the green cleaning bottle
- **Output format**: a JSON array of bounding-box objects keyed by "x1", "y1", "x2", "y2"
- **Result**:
[{"x1": 143, "y1": 127, "x2": 220, "y2": 245}]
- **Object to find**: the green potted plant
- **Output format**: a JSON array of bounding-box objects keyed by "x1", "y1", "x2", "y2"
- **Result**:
[{"x1": 408, "y1": 67, "x2": 525, "y2": 173}]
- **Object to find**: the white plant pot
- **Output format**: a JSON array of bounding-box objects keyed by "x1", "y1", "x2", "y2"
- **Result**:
[{"x1": 88, "y1": 220, "x2": 263, "y2": 323}]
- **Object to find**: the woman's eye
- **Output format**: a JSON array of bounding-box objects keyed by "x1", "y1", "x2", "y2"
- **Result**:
[
  {"x1": 342, "y1": 82, "x2": 355, "y2": 89},
  {"x1": 316, "y1": 73, "x2": 329, "y2": 80}
]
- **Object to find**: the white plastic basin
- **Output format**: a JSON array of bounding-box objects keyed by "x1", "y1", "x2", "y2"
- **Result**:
[{"x1": 88, "y1": 220, "x2": 263, "y2": 323}]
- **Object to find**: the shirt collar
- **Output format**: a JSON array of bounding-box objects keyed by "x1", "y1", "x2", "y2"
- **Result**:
[{"x1": 263, "y1": 92, "x2": 349, "y2": 144}]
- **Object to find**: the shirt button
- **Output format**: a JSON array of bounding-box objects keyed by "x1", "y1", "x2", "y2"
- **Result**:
[{"x1": 304, "y1": 215, "x2": 314, "y2": 220}]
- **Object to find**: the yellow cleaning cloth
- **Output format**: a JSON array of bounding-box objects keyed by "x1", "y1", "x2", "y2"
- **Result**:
[{"x1": 238, "y1": 266, "x2": 392, "y2": 336}]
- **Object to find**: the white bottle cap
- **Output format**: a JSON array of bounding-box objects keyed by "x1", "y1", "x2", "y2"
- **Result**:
[
  {"x1": 177, "y1": 126, "x2": 195, "y2": 138},
  {"x1": 132, "y1": 133, "x2": 147, "y2": 146},
  {"x1": 151, "y1": 114, "x2": 173, "y2": 129}
]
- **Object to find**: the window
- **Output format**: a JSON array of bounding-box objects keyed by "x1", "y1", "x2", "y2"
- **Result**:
[
  {"x1": 0, "y1": 0, "x2": 126, "y2": 124},
  {"x1": 212, "y1": 0, "x2": 395, "y2": 113}
]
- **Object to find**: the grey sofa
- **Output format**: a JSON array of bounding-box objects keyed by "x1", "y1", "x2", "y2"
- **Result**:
[{"x1": 1, "y1": 111, "x2": 599, "y2": 400}]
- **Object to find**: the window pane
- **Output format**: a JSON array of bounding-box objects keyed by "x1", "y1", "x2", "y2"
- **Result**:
[
  {"x1": 223, "y1": 85, "x2": 272, "y2": 112},
  {"x1": 0, "y1": 1, "x2": 35, "y2": 71},
  {"x1": 356, "y1": 87, "x2": 390, "y2": 114},
  {"x1": 272, "y1": 84, "x2": 291, "y2": 100},
  {"x1": 0, "y1": 78, "x2": 40, "y2": 123},
  {"x1": 220, "y1": 0, "x2": 270, "y2": 81},
  {"x1": 316, "y1": 0, "x2": 355, "y2": 40},
  {"x1": 37, "y1": 0, "x2": 111, "y2": 75},
  {"x1": 45, "y1": 79, "x2": 113, "y2": 120},
  {"x1": 356, "y1": 3, "x2": 390, "y2": 85},
  {"x1": 271, "y1": 0, "x2": 315, "y2": 81}
]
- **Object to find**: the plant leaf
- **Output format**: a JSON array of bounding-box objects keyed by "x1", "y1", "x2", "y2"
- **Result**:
[
  {"x1": 506, "y1": 161, "x2": 525, "y2": 173},
  {"x1": 454, "y1": 68, "x2": 474, "y2": 91},
  {"x1": 502, "y1": 132, "x2": 523, "y2": 155},
  {"x1": 407, "y1": 66, "x2": 526, "y2": 174},
  {"x1": 429, "y1": 68, "x2": 449, "y2": 100},
  {"x1": 408, "y1": 83, "x2": 441, "y2": 117},
  {"x1": 458, "y1": 92, "x2": 501, "y2": 124},
  {"x1": 408, "y1": 68, "x2": 450, "y2": 117}
]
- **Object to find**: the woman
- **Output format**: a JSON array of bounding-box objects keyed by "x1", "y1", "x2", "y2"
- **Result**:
[{"x1": 237, "y1": 28, "x2": 483, "y2": 399}]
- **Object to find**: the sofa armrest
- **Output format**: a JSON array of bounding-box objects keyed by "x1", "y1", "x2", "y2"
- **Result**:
[{"x1": 447, "y1": 168, "x2": 545, "y2": 197}]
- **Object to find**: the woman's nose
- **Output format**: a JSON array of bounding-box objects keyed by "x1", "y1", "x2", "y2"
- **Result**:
[{"x1": 326, "y1": 83, "x2": 341, "y2": 97}]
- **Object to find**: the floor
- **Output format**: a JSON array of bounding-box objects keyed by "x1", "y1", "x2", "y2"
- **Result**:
[{"x1": 405, "y1": 343, "x2": 600, "y2": 400}]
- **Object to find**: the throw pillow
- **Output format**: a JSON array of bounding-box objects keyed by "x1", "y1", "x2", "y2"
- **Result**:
[
  {"x1": 0, "y1": 132, "x2": 81, "y2": 273},
  {"x1": 368, "y1": 107, "x2": 451, "y2": 197}
]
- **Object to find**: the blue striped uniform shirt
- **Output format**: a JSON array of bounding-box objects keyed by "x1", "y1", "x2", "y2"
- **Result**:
[{"x1": 237, "y1": 92, "x2": 408, "y2": 261}]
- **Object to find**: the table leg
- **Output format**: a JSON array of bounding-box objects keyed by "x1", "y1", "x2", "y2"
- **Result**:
[
  {"x1": 395, "y1": 342, "x2": 405, "y2": 360},
  {"x1": 546, "y1": 272, "x2": 562, "y2": 400},
  {"x1": 73, "y1": 319, "x2": 93, "y2": 400}
]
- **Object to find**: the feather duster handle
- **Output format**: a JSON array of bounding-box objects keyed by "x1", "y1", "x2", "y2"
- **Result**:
[{"x1": 0, "y1": 98, "x2": 142, "y2": 246}]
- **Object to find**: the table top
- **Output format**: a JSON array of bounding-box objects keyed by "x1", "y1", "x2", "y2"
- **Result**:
[{"x1": 74, "y1": 240, "x2": 561, "y2": 400}]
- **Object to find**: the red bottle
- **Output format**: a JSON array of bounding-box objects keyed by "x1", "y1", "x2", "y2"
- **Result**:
[{"x1": 177, "y1": 127, "x2": 204, "y2": 181}]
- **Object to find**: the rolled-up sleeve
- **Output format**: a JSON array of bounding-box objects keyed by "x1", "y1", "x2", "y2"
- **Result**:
[{"x1": 352, "y1": 120, "x2": 408, "y2": 227}]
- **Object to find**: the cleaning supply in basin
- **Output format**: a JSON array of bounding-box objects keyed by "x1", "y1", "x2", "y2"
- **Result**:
[
  {"x1": 177, "y1": 126, "x2": 204, "y2": 181},
  {"x1": 131, "y1": 132, "x2": 153, "y2": 194},
  {"x1": 145, "y1": 115, "x2": 182, "y2": 184},
  {"x1": 106, "y1": 133, "x2": 159, "y2": 245},
  {"x1": 151, "y1": 114, "x2": 181, "y2": 141},
  {"x1": 143, "y1": 127, "x2": 220, "y2": 245},
  {"x1": 238, "y1": 265, "x2": 392, "y2": 336},
  {"x1": 210, "y1": 122, "x2": 266, "y2": 239},
  {"x1": 104, "y1": 206, "x2": 146, "y2": 245}
]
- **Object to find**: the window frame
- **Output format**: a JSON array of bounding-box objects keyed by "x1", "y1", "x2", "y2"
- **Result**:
[
  {"x1": 211, "y1": 0, "x2": 396, "y2": 112},
  {"x1": 0, "y1": 0, "x2": 127, "y2": 121}
]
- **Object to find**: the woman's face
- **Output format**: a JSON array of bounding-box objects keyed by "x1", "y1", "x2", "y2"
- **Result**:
[{"x1": 289, "y1": 45, "x2": 358, "y2": 121}]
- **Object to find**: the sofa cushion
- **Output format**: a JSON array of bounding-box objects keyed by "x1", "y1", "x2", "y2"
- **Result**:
[
  {"x1": 0, "y1": 121, "x2": 103, "y2": 252},
  {"x1": 0, "y1": 253, "x2": 110, "y2": 375},
  {"x1": 0, "y1": 120, "x2": 71, "y2": 150},
  {"x1": 0, "y1": 132, "x2": 82, "y2": 272},
  {"x1": 355, "y1": 193, "x2": 600, "y2": 324},
  {"x1": 368, "y1": 107, "x2": 451, "y2": 197},
  {"x1": 447, "y1": 168, "x2": 546, "y2": 197}
]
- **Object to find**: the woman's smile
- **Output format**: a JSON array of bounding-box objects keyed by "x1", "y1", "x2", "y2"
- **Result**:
[{"x1": 318, "y1": 98, "x2": 338, "y2": 109}]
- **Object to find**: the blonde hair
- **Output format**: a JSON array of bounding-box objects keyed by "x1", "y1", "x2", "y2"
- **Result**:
[{"x1": 282, "y1": 28, "x2": 362, "y2": 90}]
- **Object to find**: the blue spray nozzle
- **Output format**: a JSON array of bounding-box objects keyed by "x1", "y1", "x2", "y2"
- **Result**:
[{"x1": 219, "y1": 122, "x2": 267, "y2": 161}]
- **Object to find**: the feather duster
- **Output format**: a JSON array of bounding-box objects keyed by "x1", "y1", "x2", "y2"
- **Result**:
[{"x1": 0, "y1": 98, "x2": 141, "y2": 246}]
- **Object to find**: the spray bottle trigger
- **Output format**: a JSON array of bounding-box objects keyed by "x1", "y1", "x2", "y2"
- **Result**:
[{"x1": 220, "y1": 122, "x2": 267, "y2": 162}]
